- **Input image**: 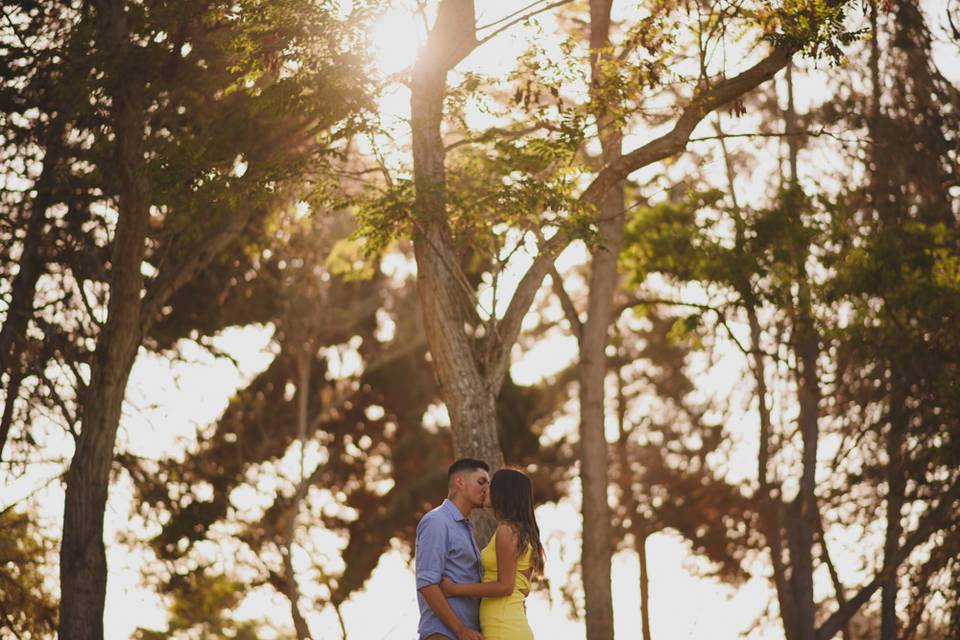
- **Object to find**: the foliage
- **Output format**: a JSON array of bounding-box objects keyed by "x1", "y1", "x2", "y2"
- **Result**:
[
  {"x1": 133, "y1": 571, "x2": 261, "y2": 640},
  {"x1": 0, "y1": 506, "x2": 58, "y2": 637},
  {"x1": 616, "y1": 2, "x2": 959, "y2": 636},
  {"x1": 756, "y1": 0, "x2": 868, "y2": 62}
]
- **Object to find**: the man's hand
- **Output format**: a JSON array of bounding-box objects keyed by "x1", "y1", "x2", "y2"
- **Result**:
[
  {"x1": 419, "y1": 583, "x2": 481, "y2": 639},
  {"x1": 455, "y1": 626, "x2": 484, "y2": 640},
  {"x1": 439, "y1": 577, "x2": 461, "y2": 597}
]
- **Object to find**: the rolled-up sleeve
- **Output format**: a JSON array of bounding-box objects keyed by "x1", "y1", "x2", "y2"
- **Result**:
[{"x1": 415, "y1": 515, "x2": 447, "y2": 590}]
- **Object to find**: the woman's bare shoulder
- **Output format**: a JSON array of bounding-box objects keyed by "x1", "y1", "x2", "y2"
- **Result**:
[{"x1": 495, "y1": 521, "x2": 520, "y2": 545}]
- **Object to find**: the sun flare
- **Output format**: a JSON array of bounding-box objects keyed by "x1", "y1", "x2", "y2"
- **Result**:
[{"x1": 368, "y1": 8, "x2": 423, "y2": 76}]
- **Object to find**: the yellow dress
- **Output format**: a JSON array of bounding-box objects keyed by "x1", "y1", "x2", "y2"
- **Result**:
[{"x1": 478, "y1": 532, "x2": 534, "y2": 640}]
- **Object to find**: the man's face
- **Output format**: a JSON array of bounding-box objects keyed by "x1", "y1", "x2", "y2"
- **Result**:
[{"x1": 458, "y1": 468, "x2": 489, "y2": 508}]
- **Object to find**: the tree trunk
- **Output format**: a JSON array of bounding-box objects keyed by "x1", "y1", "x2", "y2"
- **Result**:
[
  {"x1": 410, "y1": 4, "x2": 502, "y2": 463},
  {"x1": 748, "y1": 298, "x2": 801, "y2": 640},
  {"x1": 283, "y1": 350, "x2": 314, "y2": 640},
  {"x1": 868, "y1": 10, "x2": 904, "y2": 636},
  {"x1": 783, "y1": 62, "x2": 820, "y2": 640},
  {"x1": 578, "y1": 259, "x2": 618, "y2": 640},
  {"x1": 58, "y1": 3, "x2": 149, "y2": 638},
  {"x1": 790, "y1": 293, "x2": 821, "y2": 640},
  {"x1": 881, "y1": 376, "x2": 906, "y2": 639},
  {"x1": 0, "y1": 370, "x2": 24, "y2": 465},
  {"x1": 0, "y1": 115, "x2": 66, "y2": 461},
  {"x1": 637, "y1": 532, "x2": 652, "y2": 640},
  {"x1": 409, "y1": 0, "x2": 502, "y2": 547},
  {"x1": 716, "y1": 114, "x2": 801, "y2": 640},
  {"x1": 577, "y1": 3, "x2": 623, "y2": 637},
  {"x1": 614, "y1": 366, "x2": 650, "y2": 640}
]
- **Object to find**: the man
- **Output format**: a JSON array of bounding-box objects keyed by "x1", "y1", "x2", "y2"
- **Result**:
[{"x1": 415, "y1": 458, "x2": 490, "y2": 640}]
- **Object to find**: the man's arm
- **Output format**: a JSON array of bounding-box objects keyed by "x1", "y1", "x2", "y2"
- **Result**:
[
  {"x1": 418, "y1": 584, "x2": 483, "y2": 640},
  {"x1": 415, "y1": 516, "x2": 483, "y2": 640}
]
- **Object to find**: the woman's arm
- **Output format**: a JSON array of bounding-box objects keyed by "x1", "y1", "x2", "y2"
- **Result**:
[{"x1": 440, "y1": 523, "x2": 519, "y2": 598}]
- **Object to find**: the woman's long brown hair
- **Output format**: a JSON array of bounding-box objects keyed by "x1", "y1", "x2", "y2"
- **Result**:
[{"x1": 489, "y1": 468, "x2": 546, "y2": 574}]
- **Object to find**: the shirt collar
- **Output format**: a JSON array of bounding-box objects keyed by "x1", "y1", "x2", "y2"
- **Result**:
[{"x1": 442, "y1": 498, "x2": 473, "y2": 527}]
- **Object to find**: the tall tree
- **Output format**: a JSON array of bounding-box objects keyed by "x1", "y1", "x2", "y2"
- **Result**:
[
  {"x1": 59, "y1": 3, "x2": 153, "y2": 635},
  {"x1": 568, "y1": 3, "x2": 624, "y2": 635}
]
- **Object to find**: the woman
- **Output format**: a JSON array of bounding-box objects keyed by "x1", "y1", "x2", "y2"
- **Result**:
[{"x1": 440, "y1": 467, "x2": 546, "y2": 640}]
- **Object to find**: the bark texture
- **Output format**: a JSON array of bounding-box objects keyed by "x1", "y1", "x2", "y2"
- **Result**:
[{"x1": 615, "y1": 369, "x2": 650, "y2": 640}]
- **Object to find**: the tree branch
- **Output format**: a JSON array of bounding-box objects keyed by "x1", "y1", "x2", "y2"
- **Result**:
[
  {"x1": 487, "y1": 229, "x2": 569, "y2": 388},
  {"x1": 580, "y1": 43, "x2": 795, "y2": 207},
  {"x1": 688, "y1": 127, "x2": 868, "y2": 145},
  {"x1": 445, "y1": 124, "x2": 548, "y2": 151},
  {"x1": 815, "y1": 477, "x2": 960, "y2": 640},
  {"x1": 482, "y1": 44, "x2": 802, "y2": 383},
  {"x1": 476, "y1": 0, "x2": 574, "y2": 48},
  {"x1": 140, "y1": 206, "x2": 258, "y2": 334},
  {"x1": 617, "y1": 294, "x2": 752, "y2": 356},
  {"x1": 549, "y1": 264, "x2": 582, "y2": 340}
]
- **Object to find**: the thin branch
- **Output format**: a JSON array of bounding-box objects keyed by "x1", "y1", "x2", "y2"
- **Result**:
[
  {"x1": 617, "y1": 295, "x2": 752, "y2": 356},
  {"x1": 0, "y1": 467, "x2": 67, "y2": 511},
  {"x1": 477, "y1": 0, "x2": 570, "y2": 31},
  {"x1": 1, "y1": 5, "x2": 31, "y2": 51},
  {"x1": 334, "y1": 600, "x2": 349, "y2": 639},
  {"x1": 0, "y1": 603, "x2": 25, "y2": 640},
  {"x1": 531, "y1": 224, "x2": 582, "y2": 338},
  {"x1": 39, "y1": 372, "x2": 78, "y2": 438},
  {"x1": 580, "y1": 42, "x2": 798, "y2": 208},
  {"x1": 688, "y1": 127, "x2": 869, "y2": 146},
  {"x1": 549, "y1": 264, "x2": 582, "y2": 340},
  {"x1": 445, "y1": 124, "x2": 547, "y2": 151},
  {"x1": 815, "y1": 477, "x2": 960, "y2": 640},
  {"x1": 816, "y1": 513, "x2": 852, "y2": 640},
  {"x1": 72, "y1": 273, "x2": 104, "y2": 329},
  {"x1": 476, "y1": 0, "x2": 574, "y2": 48},
  {"x1": 140, "y1": 206, "x2": 259, "y2": 333},
  {"x1": 367, "y1": 133, "x2": 396, "y2": 189}
]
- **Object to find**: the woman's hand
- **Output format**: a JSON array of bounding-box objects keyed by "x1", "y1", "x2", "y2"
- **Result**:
[{"x1": 439, "y1": 577, "x2": 460, "y2": 597}]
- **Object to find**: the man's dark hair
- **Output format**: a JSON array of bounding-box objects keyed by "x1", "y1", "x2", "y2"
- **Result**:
[{"x1": 447, "y1": 458, "x2": 489, "y2": 481}]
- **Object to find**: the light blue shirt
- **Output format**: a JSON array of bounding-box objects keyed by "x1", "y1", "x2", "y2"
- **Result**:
[{"x1": 415, "y1": 499, "x2": 482, "y2": 639}]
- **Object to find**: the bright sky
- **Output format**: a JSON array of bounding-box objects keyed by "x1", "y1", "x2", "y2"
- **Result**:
[{"x1": 5, "y1": 1, "x2": 959, "y2": 638}]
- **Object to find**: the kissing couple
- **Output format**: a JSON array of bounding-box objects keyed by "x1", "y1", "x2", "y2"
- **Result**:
[{"x1": 415, "y1": 459, "x2": 546, "y2": 640}]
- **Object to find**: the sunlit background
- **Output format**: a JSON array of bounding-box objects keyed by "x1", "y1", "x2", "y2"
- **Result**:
[{"x1": 3, "y1": 0, "x2": 959, "y2": 638}]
